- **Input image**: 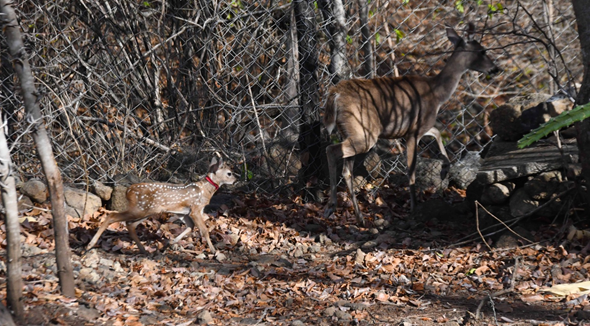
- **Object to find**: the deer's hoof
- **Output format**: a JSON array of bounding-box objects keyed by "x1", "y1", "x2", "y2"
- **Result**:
[{"x1": 323, "y1": 205, "x2": 335, "y2": 218}]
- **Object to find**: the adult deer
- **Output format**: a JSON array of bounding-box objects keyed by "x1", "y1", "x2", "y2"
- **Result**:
[
  {"x1": 323, "y1": 23, "x2": 499, "y2": 225},
  {"x1": 86, "y1": 156, "x2": 236, "y2": 254}
]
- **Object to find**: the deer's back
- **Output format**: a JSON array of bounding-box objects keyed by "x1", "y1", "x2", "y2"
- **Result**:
[
  {"x1": 127, "y1": 183, "x2": 208, "y2": 214},
  {"x1": 330, "y1": 76, "x2": 434, "y2": 138}
]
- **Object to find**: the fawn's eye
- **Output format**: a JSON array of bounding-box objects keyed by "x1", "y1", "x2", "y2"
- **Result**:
[{"x1": 227, "y1": 172, "x2": 232, "y2": 177}]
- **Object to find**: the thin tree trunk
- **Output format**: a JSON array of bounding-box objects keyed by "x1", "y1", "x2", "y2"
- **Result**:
[
  {"x1": 0, "y1": 0, "x2": 75, "y2": 297},
  {"x1": 0, "y1": 113, "x2": 23, "y2": 320},
  {"x1": 357, "y1": 0, "x2": 373, "y2": 78},
  {"x1": 282, "y1": 4, "x2": 300, "y2": 141},
  {"x1": 318, "y1": 0, "x2": 350, "y2": 85},
  {"x1": 293, "y1": 0, "x2": 319, "y2": 124},
  {"x1": 572, "y1": 0, "x2": 590, "y2": 210}
]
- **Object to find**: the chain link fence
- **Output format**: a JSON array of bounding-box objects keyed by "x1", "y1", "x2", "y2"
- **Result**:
[{"x1": 0, "y1": 0, "x2": 582, "y2": 196}]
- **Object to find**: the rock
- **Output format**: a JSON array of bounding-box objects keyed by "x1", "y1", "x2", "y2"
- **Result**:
[
  {"x1": 196, "y1": 310, "x2": 213, "y2": 325},
  {"x1": 494, "y1": 226, "x2": 534, "y2": 248},
  {"x1": 291, "y1": 320, "x2": 305, "y2": 326},
  {"x1": 415, "y1": 158, "x2": 449, "y2": 192},
  {"x1": 566, "y1": 163, "x2": 583, "y2": 179},
  {"x1": 481, "y1": 182, "x2": 514, "y2": 205},
  {"x1": 109, "y1": 185, "x2": 129, "y2": 211},
  {"x1": 215, "y1": 252, "x2": 227, "y2": 262},
  {"x1": 20, "y1": 179, "x2": 48, "y2": 203},
  {"x1": 64, "y1": 187, "x2": 102, "y2": 218},
  {"x1": 549, "y1": 98, "x2": 573, "y2": 117},
  {"x1": 477, "y1": 139, "x2": 577, "y2": 185},
  {"x1": 22, "y1": 243, "x2": 45, "y2": 256},
  {"x1": 476, "y1": 205, "x2": 512, "y2": 230},
  {"x1": 79, "y1": 267, "x2": 101, "y2": 284},
  {"x1": 323, "y1": 306, "x2": 337, "y2": 317},
  {"x1": 92, "y1": 181, "x2": 113, "y2": 201},
  {"x1": 355, "y1": 249, "x2": 365, "y2": 266},
  {"x1": 77, "y1": 305, "x2": 101, "y2": 321},
  {"x1": 139, "y1": 314, "x2": 160, "y2": 325},
  {"x1": 523, "y1": 171, "x2": 562, "y2": 201},
  {"x1": 489, "y1": 104, "x2": 523, "y2": 141},
  {"x1": 509, "y1": 188, "x2": 539, "y2": 217},
  {"x1": 81, "y1": 249, "x2": 100, "y2": 268},
  {"x1": 449, "y1": 151, "x2": 481, "y2": 189},
  {"x1": 334, "y1": 310, "x2": 352, "y2": 320},
  {"x1": 112, "y1": 173, "x2": 141, "y2": 186},
  {"x1": 412, "y1": 198, "x2": 463, "y2": 223},
  {"x1": 0, "y1": 194, "x2": 34, "y2": 214}
]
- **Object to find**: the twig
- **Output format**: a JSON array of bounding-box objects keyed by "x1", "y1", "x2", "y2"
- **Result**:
[
  {"x1": 475, "y1": 257, "x2": 520, "y2": 320},
  {"x1": 77, "y1": 116, "x2": 171, "y2": 152},
  {"x1": 454, "y1": 186, "x2": 575, "y2": 247}
]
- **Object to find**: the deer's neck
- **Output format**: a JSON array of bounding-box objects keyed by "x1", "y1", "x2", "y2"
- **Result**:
[{"x1": 432, "y1": 53, "x2": 467, "y2": 103}]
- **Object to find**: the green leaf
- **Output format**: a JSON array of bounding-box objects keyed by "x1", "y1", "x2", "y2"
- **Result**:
[
  {"x1": 402, "y1": 0, "x2": 409, "y2": 4},
  {"x1": 394, "y1": 29, "x2": 405, "y2": 43},
  {"x1": 375, "y1": 32, "x2": 381, "y2": 45},
  {"x1": 346, "y1": 34, "x2": 353, "y2": 44},
  {"x1": 455, "y1": 0, "x2": 464, "y2": 13},
  {"x1": 518, "y1": 102, "x2": 590, "y2": 149},
  {"x1": 467, "y1": 268, "x2": 476, "y2": 275}
]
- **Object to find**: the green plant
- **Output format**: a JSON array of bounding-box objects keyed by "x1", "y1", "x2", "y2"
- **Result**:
[{"x1": 518, "y1": 102, "x2": 590, "y2": 149}]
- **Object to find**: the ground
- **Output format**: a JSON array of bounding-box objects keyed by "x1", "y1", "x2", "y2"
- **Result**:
[{"x1": 1, "y1": 185, "x2": 590, "y2": 325}]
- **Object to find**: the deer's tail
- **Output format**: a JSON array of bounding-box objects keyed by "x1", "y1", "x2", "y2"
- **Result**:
[{"x1": 323, "y1": 91, "x2": 338, "y2": 135}]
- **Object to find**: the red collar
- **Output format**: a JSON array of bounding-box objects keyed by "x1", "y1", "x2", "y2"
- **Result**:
[{"x1": 205, "y1": 176, "x2": 219, "y2": 191}]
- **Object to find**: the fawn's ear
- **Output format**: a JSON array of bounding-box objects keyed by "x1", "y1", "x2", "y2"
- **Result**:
[{"x1": 208, "y1": 156, "x2": 222, "y2": 173}]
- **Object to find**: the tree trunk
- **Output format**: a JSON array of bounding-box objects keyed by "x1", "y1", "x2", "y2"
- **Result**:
[
  {"x1": 293, "y1": 0, "x2": 319, "y2": 124},
  {"x1": 0, "y1": 109, "x2": 23, "y2": 320},
  {"x1": 318, "y1": 0, "x2": 351, "y2": 85},
  {"x1": 283, "y1": 4, "x2": 300, "y2": 141},
  {"x1": 0, "y1": 0, "x2": 75, "y2": 297},
  {"x1": 357, "y1": 0, "x2": 373, "y2": 78},
  {"x1": 572, "y1": 0, "x2": 590, "y2": 210}
]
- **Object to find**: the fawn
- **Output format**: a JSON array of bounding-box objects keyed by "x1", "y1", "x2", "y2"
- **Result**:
[
  {"x1": 86, "y1": 156, "x2": 236, "y2": 254},
  {"x1": 323, "y1": 23, "x2": 499, "y2": 225}
]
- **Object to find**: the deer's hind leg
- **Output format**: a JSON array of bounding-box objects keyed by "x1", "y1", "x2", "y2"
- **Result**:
[{"x1": 325, "y1": 134, "x2": 376, "y2": 225}]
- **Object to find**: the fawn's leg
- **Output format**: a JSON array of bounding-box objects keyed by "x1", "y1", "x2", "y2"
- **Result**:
[
  {"x1": 171, "y1": 214, "x2": 194, "y2": 244},
  {"x1": 86, "y1": 212, "x2": 127, "y2": 251},
  {"x1": 126, "y1": 220, "x2": 147, "y2": 254},
  {"x1": 189, "y1": 208, "x2": 216, "y2": 253}
]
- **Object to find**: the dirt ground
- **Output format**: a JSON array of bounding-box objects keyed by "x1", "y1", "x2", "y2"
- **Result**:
[{"x1": 2, "y1": 187, "x2": 590, "y2": 325}]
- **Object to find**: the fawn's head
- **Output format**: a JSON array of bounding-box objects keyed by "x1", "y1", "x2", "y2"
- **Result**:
[
  {"x1": 447, "y1": 23, "x2": 499, "y2": 76},
  {"x1": 207, "y1": 156, "x2": 236, "y2": 186}
]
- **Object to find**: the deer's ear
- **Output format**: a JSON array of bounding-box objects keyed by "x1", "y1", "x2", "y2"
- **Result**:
[
  {"x1": 446, "y1": 27, "x2": 463, "y2": 47},
  {"x1": 466, "y1": 22, "x2": 475, "y2": 41},
  {"x1": 208, "y1": 156, "x2": 222, "y2": 173}
]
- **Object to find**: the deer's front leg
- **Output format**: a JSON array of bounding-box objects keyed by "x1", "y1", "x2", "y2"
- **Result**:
[
  {"x1": 189, "y1": 208, "x2": 216, "y2": 253},
  {"x1": 422, "y1": 127, "x2": 450, "y2": 179},
  {"x1": 324, "y1": 143, "x2": 343, "y2": 217},
  {"x1": 406, "y1": 135, "x2": 419, "y2": 212}
]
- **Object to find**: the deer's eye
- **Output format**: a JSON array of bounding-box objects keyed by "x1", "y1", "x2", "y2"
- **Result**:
[{"x1": 227, "y1": 172, "x2": 232, "y2": 177}]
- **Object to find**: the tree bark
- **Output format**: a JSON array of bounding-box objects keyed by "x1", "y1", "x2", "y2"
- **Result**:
[
  {"x1": 357, "y1": 0, "x2": 373, "y2": 78},
  {"x1": 318, "y1": 0, "x2": 351, "y2": 85},
  {"x1": 572, "y1": 0, "x2": 590, "y2": 210},
  {"x1": 293, "y1": 0, "x2": 319, "y2": 124},
  {"x1": 0, "y1": 107, "x2": 23, "y2": 320},
  {"x1": 0, "y1": 0, "x2": 75, "y2": 297}
]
